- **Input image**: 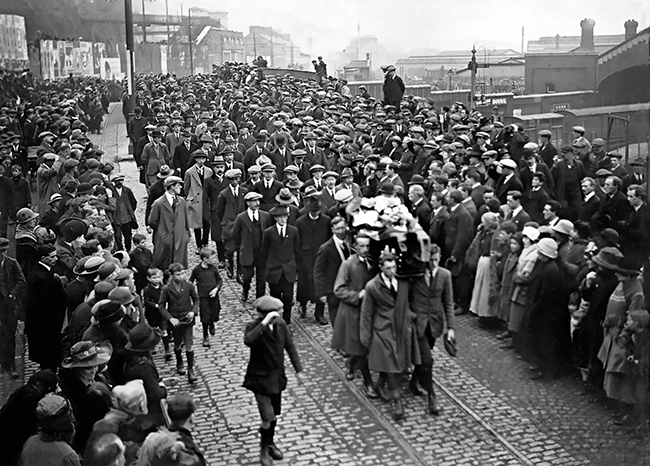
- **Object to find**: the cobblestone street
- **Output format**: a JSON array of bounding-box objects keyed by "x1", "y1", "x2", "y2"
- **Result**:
[{"x1": 8, "y1": 105, "x2": 650, "y2": 465}]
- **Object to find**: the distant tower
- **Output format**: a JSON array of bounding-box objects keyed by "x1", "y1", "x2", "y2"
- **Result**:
[{"x1": 357, "y1": 21, "x2": 361, "y2": 60}]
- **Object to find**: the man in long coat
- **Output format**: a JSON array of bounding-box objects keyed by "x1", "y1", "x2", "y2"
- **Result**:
[
  {"x1": 382, "y1": 66, "x2": 405, "y2": 107},
  {"x1": 331, "y1": 233, "x2": 378, "y2": 399},
  {"x1": 216, "y1": 169, "x2": 248, "y2": 279},
  {"x1": 148, "y1": 176, "x2": 190, "y2": 270},
  {"x1": 111, "y1": 173, "x2": 138, "y2": 251},
  {"x1": 142, "y1": 130, "x2": 172, "y2": 187},
  {"x1": 360, "y1": 250, "x2": 417, "y2": 421},
  {"x1": 184, "y1": 152, "x2": 213, "y2": 249},
  {"x1": 25, "y1": 244, "x2": 67, "y2": 371},
  {"x1": 204, "y1": 156, "x2": 227, "y2": 266},
  {"x1": 0, "y1": 238, "x2": 26, "y2": 377},
  {"x1": 295, "y1": 199, "x2": 331, "y2": 325},
  {"x1": 36, "y1": 153, "x2": 62, "y2": 214},
  {"x1": 314, "y1": 217, "x2": 350, "y2": 326}
]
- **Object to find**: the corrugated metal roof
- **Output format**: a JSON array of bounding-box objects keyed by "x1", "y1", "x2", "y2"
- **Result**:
[{"x1": 559, "y1": 102, "x2": 650, "y2": 117}]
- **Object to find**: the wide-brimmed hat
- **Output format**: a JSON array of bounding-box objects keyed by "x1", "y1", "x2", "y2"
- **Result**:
[
  {"x1": 125, "y1": 323, "x2": 161, "y2": 353},
  {"x1": 275, "y1": 188, "x2": 295, "y2": 205},
  {"x1": 157, "y1": 165, "x2": 173, "y2": 178},
  {"x1": 334, "y1": 188, "x2": 353, "y2": 203},
  {"x1": 551, "y1": 219, "x2": 574, "y2": 236},
  {"x1": 286, "y1": 179, "x2": 303, "y2": 190},
  {"x1": 61, "y1": 341, "x2": 113, "y2": 369},
  {"x1": 537, "y1": 238, "x2": 558, "y2": 259},
  {"x1": 92, "y1": 299, "x2": 126, "y2": 323},
  {"x1": 614, "y1": 256, "x2": 642, "y2": 275},
  {"x1": 592, "y1": 247, "x2": 623, "y2": 270}
]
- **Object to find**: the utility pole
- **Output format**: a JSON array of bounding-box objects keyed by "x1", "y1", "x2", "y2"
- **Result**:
[
  {"x1": 269, "y1": 27, "x2": 274, "y2": 67},
  {"x1": 188, "y1": 8, "x2": 194, "y2": 75},
  {"x1": 165, "y1": 0, "x2": 170, "y2": 60},
  {"x1": 141, "y1": 0, "x2": 147, "y2": 43},
  {"x1": 124, "y1": 0, "x2": 136, "y2": 112},
  {"x1": 357, "y1": 21, "x2": 361, "y2": 60},
  {"x1": 253, "y1": 33, "x2": 257, "y2": 57},
  {"x1": 467, "y1": 46, "x2": 489, "y2": 109}
]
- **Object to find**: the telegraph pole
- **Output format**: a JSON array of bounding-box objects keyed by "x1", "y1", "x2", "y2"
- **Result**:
[
  {"x1": 188, "y1": 8, "x2": 194, "y2": 74},
  {"x1": 141, "y1": 0, "x2": 147, "y2": 43},
  {"x1": 124, "y1": 0, "x2": 136, "y2": 112},
  {"x1": 269, "y1": 27, "x2": 274, "y2": 67},
  {"x1": 467, "y1": 46, "x2": 489, "y2": 109}
]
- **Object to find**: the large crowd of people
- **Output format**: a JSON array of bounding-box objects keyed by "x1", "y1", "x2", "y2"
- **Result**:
[{"x1": 0, "y1": 58, "x2": 648, "y2": 465}]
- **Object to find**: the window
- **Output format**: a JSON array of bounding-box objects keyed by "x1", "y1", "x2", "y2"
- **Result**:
[
  {"x1": 223, "y1": 51, "x2": 232, "y2": 62},
  {"x1": 546, "y1": 83, "x2": 556, "y2": 93}
]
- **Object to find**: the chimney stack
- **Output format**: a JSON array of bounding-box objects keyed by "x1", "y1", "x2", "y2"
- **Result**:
[
  {"x1": 624, "y1": 19, "x2": 638, "y2": 40},
  {"x1": 580, "y1": 18, "x2": 595, "y2": 51},
  {"x1": 555, "y1": 34, "x2": 560, "y2": 49}
]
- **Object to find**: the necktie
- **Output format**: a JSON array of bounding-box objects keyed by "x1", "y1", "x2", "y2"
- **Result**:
[
  {"x1": 341, "y1": 242, "x2": 349, "y2": 258},
  {"x1": 253, "y1": 213, "x2": 258, "y2": 223}
]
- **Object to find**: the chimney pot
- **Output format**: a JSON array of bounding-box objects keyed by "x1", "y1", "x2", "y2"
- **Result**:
[{"x1": 624, "y1": 19, "x2": 639, "y2": 41}]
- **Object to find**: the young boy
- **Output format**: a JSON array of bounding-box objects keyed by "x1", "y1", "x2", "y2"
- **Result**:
[
  {"x1": 166, "y1": 394, "x2": 207, "y2": 466},
  {"x1": 142, "y1": 267, "x2": 171, "y2": 361},
  {"x1": 159, "y1": 263, "x2": 200, "y2": 384},
  {"x1": 130, "y1": 233, "x2": 154, "y2": 294},
  {"x1": 243, "y1": 296, "x2": 306, "y2": 466},
  {"x1": 189, "y1": 247, "x2": 223, "y2": 348}
]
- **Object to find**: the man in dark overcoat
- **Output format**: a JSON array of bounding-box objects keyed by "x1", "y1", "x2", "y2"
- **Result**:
[
  {"x1": 382, "y1": 65, "x2": 405, "y2": 107},
  {"x1": 25, "y1": 244, "x2": 67, "y2": 371},
  {"x1": 147, "y1": 176, "x2": 190, "y2": 270},
  {"x1": 295, "y1": 197, "x2": 331, "y2": 325},
  {"x1": 204, "y1": 156, "x2": 227, "y2": 266},
  {"x1": 215, "y1": 168, "x2": 248, "y2": 279},
  {"x1": 0, "y1": 238, "x2": 26, "y2": 377},
  {"x1": 243, "y1": 296, "x2": 305, "y2": 466}
]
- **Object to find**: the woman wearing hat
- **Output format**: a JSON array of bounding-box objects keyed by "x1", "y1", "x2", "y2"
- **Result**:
[
  {"x1": 597, "y1": 256, "x2": 647, "y2": 425},
  {"x1": 467, "y1": 212, "x2": 501, "y2": 326},
  {"x1": 58, "y1": 341, "x2": 113, "y2": 453},
  {"x1": 516, "y1": 238, "x2": 571, "y2": 380},
  {"x1": 124, "y1": 323, "x2": 167, "y2": 426}
]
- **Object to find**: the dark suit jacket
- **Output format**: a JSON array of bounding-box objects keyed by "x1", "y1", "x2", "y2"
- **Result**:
[
  {"x1": 428, "y1": 207, "x2": 449, "y2": 250},
  {"x1": 243, "y1": 146, "x2": 272, "y2": 170},
  {"x1": 593, "y1": 190, "x2": 631, "y2": 232},
  {"x1": 254, "y1": 180, "x2": 284, "y2": 212},
  {"x1": 173, "y1": 142, "x2": 197, "y2": 178},
  {"x1": 520, "y1": 162, "x2": 555, "y2": 196},
  {"x1": 204, "y1": 175, "x2": 227, "y2": 238},
  {"x1": 579, "y1": 193, "x2": 601, "y2": 228},
  {"x1": 443, "y1": 204, "x2": 474, "y2": 262},
  {"x1": 215, "y1": 186, "x2": 248, "y2": 240},
  {"x1": 314, "y1": 237, "x2": 349, "y2": 300},
  {"x1": 409, "y1": 266, "x2": 454, "y2": 339},
  {"x1": 412, "y1": 200, "x2": 432, "y2": 231},
  {"x1": 620, "y1": 204, "x2": 650, "y2": 258},
  {"x1": 261, "y1": 224, "x2": 301, "y2": 284},
  {"x1": 470, "y1": 185, "x2": 488, "y2": 209},
  {"x1": 233, "y1": 210, "x2": 271, "y2": 266},
  {"x1": 495, "y1": 174, "x2": 523, "y2": 205},
  {"x1": 523, "y1": 188, "x2": 550, "y2": 225},
  {"x1": 506, "y1": 207, "x2": 531, "y2": 231},
  {"x1": 538, "y1": 142, "x2": 557, "y2": 168}
]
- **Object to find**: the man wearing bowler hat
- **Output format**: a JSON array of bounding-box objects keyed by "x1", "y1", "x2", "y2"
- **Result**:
[
  {"x1": 261, "y1": 205, "x2": 301, "y2": 324},
  {"x1": 243, "y1": 295, "x2": 305, "y2": 466},
  {"x1": 233, "y1": 192, "x2": 270, "y2": 302},
  {"x1": 148, "y1": 176, "x2": 190, "y2": 270}
]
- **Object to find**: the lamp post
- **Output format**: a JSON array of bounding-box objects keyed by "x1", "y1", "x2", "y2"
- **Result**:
[{"x1": 124, "y1": 0, "x2": 136, "y2": 114}]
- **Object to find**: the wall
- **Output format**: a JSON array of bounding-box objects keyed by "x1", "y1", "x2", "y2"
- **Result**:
[{"x1": 525, "y1": 53, "x2": 598, "y2": 94}]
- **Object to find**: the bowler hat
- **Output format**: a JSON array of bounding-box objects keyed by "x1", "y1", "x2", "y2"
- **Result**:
[
  {"x1": 125, "y1": 323, "x2": 161, "y2": 353},
  {"x1": 108, "y1": 286, "x2": 136, "y2": 305},
  {"x1": 92, "y1": 299, "x2": 126, "y2": 323},
  {"x1": 378, "y1": 182, "x2": 395, "y2": 195}
]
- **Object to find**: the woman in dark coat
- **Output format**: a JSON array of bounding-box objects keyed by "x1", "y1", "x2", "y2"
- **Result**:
[
  {"x1": 516, "y1": 238, "x2": 570, "y2": 380},
  {"x1": 123, "y1": 323, "x2": 167, "y2": 427}
]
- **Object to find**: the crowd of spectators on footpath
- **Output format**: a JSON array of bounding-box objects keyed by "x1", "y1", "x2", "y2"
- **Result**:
[{"x1": 0, "y1": 56, "x2": 648, "y2": 465}]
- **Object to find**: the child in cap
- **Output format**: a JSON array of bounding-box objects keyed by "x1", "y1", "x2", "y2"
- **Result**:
[
  {"x1": 142, "y1": 267, "x2": 171, "y2": 361},
  {"x1": 189, "y1": 247, "x2": 223, "y2": 348},
  {"x1": 130, "y1": 233, "x2": 154, "y2": 294}
]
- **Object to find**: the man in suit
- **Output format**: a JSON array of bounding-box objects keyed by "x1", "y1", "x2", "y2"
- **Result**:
[
  {"x1": 320, "y1": 171, "x2": 339, "y2": 211},
  {"x1": 314, "y1": 217, "x2": 350, "y2": 326},
  {"x1": 620, "y1": 184, "x2": 650, "y2": 259},
  {"x1": 494, "y1": 158, "x2": 523, "y2": 205},
  {"x1": 408, "y1": 184, "x2": 431, "y2": 231},
  {"x1": 505, "y1": 190, "x2": 531, "y2": 231},
  {"x1": 243, "y1": 164, "x2": 262, "y2": 193},
  {"x1": 302, "y1": 164, "x2": 325, "y2": 191},
  {"x1": 428, "y1": 192, "x2": 448, "y2": 251},
  {"x1": 173, "y1": 129, "x2": 197, "y2": 178},
  {"x1": 466, "y1": 171, "x2": 487, "y2": 209},
  {"x1": 295, "y1": 197, "x2": 332, "y2": 325},
  {"x1": 523, "y1": 173, "x2": 551, "y2": 225},
  {"x1": 135, "y1": 124, "x2": 156, "y2": 185},
  {"x1": 301, "y1": 132, "x2": 327, "y2": 167},
  {"x1": 184, "y1": 152, "x2": 213, "y2": 249},
  {"x1": 458, "y1": 185, "x2": 477, "y2": 222},
  {"x1": 233, "y1": 192, "x2": 270, "y2": 302},
  {"x1": 592, "y1": 175, "x2": 631, "y2": 233},
  {"x1": 216, "y1": 169, "x2": 248, "y2": 278},
  {"x1": 520, "y1": 149, "x2": 554, "y2": 197},
  {"x1": 254, "y1": 163, "x2": 284, "y2": 212},
  {"x1": 268, "y1": 135, "x2": 292, "y2": 181},
  {"x1": 336, "y1": 168, "x2": 361, "y2": 199},
  {"x1": 111, "y1": 173, "x2": 138, "y2": 251},
  {"x1": 579, "y1": 177, "x2": 601, "y2": 229},
  {"x1": 222, "y1": 148, "x2": 245, "y2": 179},
  {"x1": 165, "y1": 120, "x2": 184, "y2": 156},
  {"x1": 244, "y1": 134, "x2": 272, "y2": 170},
  {"x1": 623, "y1": 157, "x2": 647, "y2": 191},
  {"x1": 443, "y1": 189, "x2": 474, "y2": 315},
  {"x1": 538, "y1": 129, "x2": 557, "y2": 168},
  {"x1": 204, "y1": 156, "x2": 227, "y2": 266},
  {"x1": 552, "y1": 146, "x2": 586, "y2": 221},
  {"x1": 142, "y1": 130, "x2": 172, "y2": 188},
  {"x1": 409, "y1": 244, "x2": 455, "y2": 415},
  {"x1": 127, "y1": 107, "x2": 149, "y2": 149},
  {"x1": 25, "y1": 244, "x2": 67, "y2": 371},
  {"x1": 261, "y1": 205, "x2": 301, "y2": 324}
]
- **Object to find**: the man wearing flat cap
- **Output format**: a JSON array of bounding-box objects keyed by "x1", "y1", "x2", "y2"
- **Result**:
[
  {"x1": 148, "y1": 176, "x2": 190, "y2": 270},
  {"x1": 382, "y1": 65, "x2": 405, "y2": 108},
  {"x1": 142, "y1": 130, "x2": 172, "y2": 188},
  {"x1": 216, "y1": 169, "x2": 248, "y2": 279},
  {"x1": 254, "y1": 164, "x2": 284, "y2": 212},
  {"x1": 243, "y1": 295, "x2": 305, "y2": 466},
  {"x1": 0, "y1": 237, "x2": 26, "y2": 378},
  {"x1": 185, "y1": 151, "x2": 213, "y2": 250},
  {"x1": 111, "y1": 173, "x2": 138, "y2": 251}
]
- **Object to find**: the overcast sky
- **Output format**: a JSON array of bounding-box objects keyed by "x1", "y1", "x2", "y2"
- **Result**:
[{"x1": 146, "y1": 0, "x2": 648, "y2": 58}]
